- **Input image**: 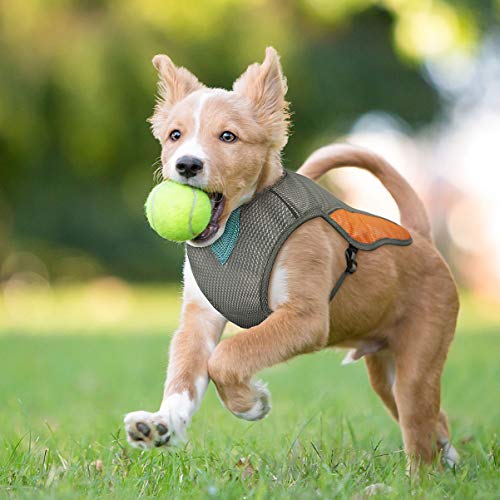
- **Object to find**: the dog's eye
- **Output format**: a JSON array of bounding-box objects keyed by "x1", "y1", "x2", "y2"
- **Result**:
[
  {"x1": 220, "y1": 131, "x2": 238, "y2": 143},
  {"x1": 169, "y1": 129, "x2": 182, "y2": 141}
]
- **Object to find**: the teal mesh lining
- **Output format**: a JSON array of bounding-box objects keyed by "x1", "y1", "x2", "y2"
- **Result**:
[{"x1": 211, "y1": 208, "x2": 241, "y2": 265}]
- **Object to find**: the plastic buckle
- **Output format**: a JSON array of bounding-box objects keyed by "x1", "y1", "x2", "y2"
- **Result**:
[{"x1": 345, "y1": 245, "x2": 358, "y2": 274}]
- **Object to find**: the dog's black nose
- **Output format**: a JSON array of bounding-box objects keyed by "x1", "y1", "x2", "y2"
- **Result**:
[{"x1": 176, "y1": 156, "x2": 204, "y2": 178}]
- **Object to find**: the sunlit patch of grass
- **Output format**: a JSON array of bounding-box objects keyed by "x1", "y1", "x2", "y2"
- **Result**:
[
  {"x1": 1, "y1": 284, "x2": 499, "y2": 338},
  {"x1": 0, "y1": 282, "x2": 182, "y2": 336}
]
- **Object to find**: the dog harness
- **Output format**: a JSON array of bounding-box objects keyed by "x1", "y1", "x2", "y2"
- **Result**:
[{"x1": 187, "y1": 170, "x2": 412, "y2": 329}]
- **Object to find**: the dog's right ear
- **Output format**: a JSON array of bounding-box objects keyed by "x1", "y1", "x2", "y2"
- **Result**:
[
  {"x1": 233, "y1": 47, "x2": 290, "y2": 149},
  {"x1": 149, "y1": 55, "x2": 204, "y2": 141}
]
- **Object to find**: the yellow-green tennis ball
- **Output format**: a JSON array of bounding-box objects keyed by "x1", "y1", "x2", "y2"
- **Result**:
[{"x1": 145, "y1": 181, "x2": 211, "y2": 242}]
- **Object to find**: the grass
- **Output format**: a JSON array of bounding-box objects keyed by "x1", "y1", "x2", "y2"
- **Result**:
[{"x1": 0, "y1": 287, "x2": 499, "y2": 498}]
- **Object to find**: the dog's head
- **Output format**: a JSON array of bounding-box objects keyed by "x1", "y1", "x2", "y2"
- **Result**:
[{"x1": 149, "y1": 47, "x2": 290, "y2": 245}]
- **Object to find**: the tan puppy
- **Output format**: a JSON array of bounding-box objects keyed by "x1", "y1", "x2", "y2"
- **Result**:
[{"x1": 124, "y1": 48, "x2": 459, "y2": 469}]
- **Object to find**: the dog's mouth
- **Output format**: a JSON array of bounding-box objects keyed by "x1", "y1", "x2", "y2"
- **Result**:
[{"x1": 193, "y1": 192, "x2": 226, "y2": 243}]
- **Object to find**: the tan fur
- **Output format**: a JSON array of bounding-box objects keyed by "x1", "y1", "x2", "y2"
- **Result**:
[{"x1": 125, "y1": 48, "x2": 460, "y2": 470}]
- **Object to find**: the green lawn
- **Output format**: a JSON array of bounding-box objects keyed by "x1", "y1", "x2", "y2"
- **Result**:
[{"x1": 0, "y1": 288, "x2": 499, "y2": 498}]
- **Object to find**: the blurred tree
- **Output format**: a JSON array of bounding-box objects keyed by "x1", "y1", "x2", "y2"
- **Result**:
[{"x1": 0, "y1": 0, "x2": 497, "y2": 281}]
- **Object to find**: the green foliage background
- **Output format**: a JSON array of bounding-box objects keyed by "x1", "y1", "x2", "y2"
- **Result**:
[{"x1": 0, "y1": 0, "x2": 498, "y2": 282}]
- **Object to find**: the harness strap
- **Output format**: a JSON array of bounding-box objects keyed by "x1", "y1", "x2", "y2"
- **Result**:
[{"x1": 329, "y1": 244, "x2": 358, "y2": 301}]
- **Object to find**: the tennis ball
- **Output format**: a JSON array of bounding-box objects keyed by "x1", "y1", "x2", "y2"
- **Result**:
[{"x1": 145, "y1": 181, "x2": 212, "y2": 242}]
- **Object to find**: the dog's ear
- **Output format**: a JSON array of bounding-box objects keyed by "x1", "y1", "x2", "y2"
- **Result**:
[
  {"x1": 233, "y1": 47, "x2": 290, "y2": 148},
  {"x1": 149, "y1": 54, "x2": 204, "y2": 141}
]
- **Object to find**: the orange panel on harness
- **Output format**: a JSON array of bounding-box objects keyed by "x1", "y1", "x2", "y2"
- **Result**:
[{"x1": 329, "y1": 208, "x2": 412, "y2": 246}]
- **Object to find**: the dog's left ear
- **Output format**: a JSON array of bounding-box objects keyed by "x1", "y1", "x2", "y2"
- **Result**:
[
  {"x1": 233, "y1": 47, "x2": 290, "y2": 148},
  {"x1": 149, "y1": 54, "x2": 204, "y2": 141}
]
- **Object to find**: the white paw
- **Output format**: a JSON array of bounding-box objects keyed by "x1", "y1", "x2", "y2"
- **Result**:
[
  {"x1": 124, "y1": 410, "x2": 173, "y2": 449},
  {"x1": 233, "y1": 380, "x2": 271, "y2": 421},
  {"x1": 124, "y1": 392, "x2": 196, "y2": 449},
  {"x1": 441, "y1": 441, "x2": 460, "y2": 468}
]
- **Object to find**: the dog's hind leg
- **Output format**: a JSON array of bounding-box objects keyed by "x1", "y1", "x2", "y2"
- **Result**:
[
  {"x1": 365, "y1": 350, "x2": 456, "y2": 463},
  {"x1": 391, "y1": 282, "x2": 459, "y2": 469},
  {"x1": 392, "y1": 349, "x2": 443, "y2": 468},
  {"x1": 364, "y1": 351, "x2": 399, "y2": 421}
]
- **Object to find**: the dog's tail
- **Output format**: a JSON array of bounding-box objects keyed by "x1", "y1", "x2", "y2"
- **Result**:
[{"x1": 297, "y1": 143, "x2": 432, "y2": 240}]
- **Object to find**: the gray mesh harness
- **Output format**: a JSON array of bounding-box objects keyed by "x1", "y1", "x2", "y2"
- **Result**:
[{"x1": 187, "y1": 170, "x2": 412, "y2": 328}]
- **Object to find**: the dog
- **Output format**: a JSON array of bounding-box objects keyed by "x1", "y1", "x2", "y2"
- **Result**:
[{"x1": 124, "y1": 47, "x2": 459, "y2": 469}]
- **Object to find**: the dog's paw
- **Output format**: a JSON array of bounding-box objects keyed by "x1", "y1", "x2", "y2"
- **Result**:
[
  {"x1": 233, "y1": 380, "x2": 271, "y2": 421},
  {"x1": 441, "y1": 441, "x2": 460, "y2": 468},
  {"x1": 124, "y1": 410, "x2": 174, "y2": 449}
]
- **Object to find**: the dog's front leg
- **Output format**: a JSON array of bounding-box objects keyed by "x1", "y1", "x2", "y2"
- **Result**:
[
  {"x1": 208, "y1": 303, "x2": 330, "y2": 421},
  {"x1": 124, "y1": 258, "x2": 226, "y2": 449},
  {"x1": 207, "y1": 221, "x2": 335, "y2": 420}
]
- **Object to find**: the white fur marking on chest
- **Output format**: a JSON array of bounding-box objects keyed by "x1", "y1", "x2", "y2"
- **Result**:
[
  {"x1": 183, "y1": 257, "x2": 225, "y2": 320},
  {"x1": 269, "y1": 249, "x2": 289, "y2": 310}
]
